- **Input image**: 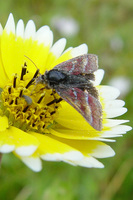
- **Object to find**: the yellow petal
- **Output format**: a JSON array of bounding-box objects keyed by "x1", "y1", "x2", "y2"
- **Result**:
[
  {"x1": 56, "y1": 101, "x2": 92, "y2": 130},
  {"x1": 51, "y1": 136, "x2": 115, "y2": 158},
  {"x1": 0, "y1": 116, "x2": 9, "y2": 131},
  {"x1": 0, "y1": 31, "x2": 51, "y2": 79},
  {"x1": 0, "y1": 34, "x2": 9, "y2": 87},
  {"x1": 0, "y1": 126, "x2": 39, "y2": 155},
  {"x1": 31, "y1": 132, "x2": 83, "y2": 161},
  {"x1": 45, "y1": 47, "x2": 72, "y2": 69},
  {"x1": 30, "y1": 133, "x2": 114, "y2": 169},
  {"x1": 51, "y1": 127, "x2": 101, "y2": 140}
]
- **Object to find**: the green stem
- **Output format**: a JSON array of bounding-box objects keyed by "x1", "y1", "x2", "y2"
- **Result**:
[{"x1": 0, "y1": 153, "x2": 2, "y2": 166}]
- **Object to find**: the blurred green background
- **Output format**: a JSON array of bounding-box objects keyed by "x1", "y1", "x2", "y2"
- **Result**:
[{"x1": 0, "y1": 0, "x2": 133, "y2": 200}]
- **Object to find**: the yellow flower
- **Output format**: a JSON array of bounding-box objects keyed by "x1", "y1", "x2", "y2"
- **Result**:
[{"x1": 0, "y1": 14, "x2": 131, "y2": 172}]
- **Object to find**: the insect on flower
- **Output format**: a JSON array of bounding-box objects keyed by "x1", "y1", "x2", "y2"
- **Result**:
[
  {"x1": 30, "y1": 54, "x2": 102, "y2": 131},
  {"x1": 0, "y1": 13, "x2": 131, "y2": 172}
]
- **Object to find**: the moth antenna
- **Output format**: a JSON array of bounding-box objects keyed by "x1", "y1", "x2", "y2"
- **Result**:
[
  {"x1": 24, "y1": 55, "x2": 47, "y2": 95},
  {"x1": 24, "y1": 55, "x2": 40, "y2": 74}
]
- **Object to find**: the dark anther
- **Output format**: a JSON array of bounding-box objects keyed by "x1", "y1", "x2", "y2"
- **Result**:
[
  {"x1": 8, "y1": 87, "x2": 11, "y2": 94},
  {"x1": 43, "y1": 124, "x2": 45, "y2": 128},
  {"x1": 15, "y1": 97, "x2": 18, "y2": 105},
  {"x1": 32, "y1": 118, "x2": 38, "y2": 127},
  {"x1": 13, "y1": 75, "x2": 17, "y2": 88},
  {"x1": 50, "y1": 111, "x2": 56, "y2": 115},
  {"x1": 24, "y1": 62, "x2": 27, "y2": 67},
  {"x1": 27, "y1": 115, "x2": 31, "y2": 120},
  {"x1": 16, "y1": 109, "x2": 20, "y2": 114},
  {"x1": 56, "y1": 98, "x2": 62, "y2": 103},
  {"x1": 5, "y1": 98, "x2": 9, "y2": 102},
  {"x1": 20, "y1": 66, "x2": 27, "y2": 80},
  {"x1": 32, "y1": 123, "x2": 35, "y2": 127},
  {"x1": 40, "y1": 115, "x2": 43, "y2": 120},
  {"x1": 19, "y1": 90, "x2": 23, "y2": 97},
  {"x1": 23, "y1": 105, "x2": 30, "y2": 112},
  {"x1": 40, "y1": 112, "x2": 45, "y2": 115},
  {"x1": 25, "y1": 78, "x2": 35, "y2": 89},
  {"x1": 50, "y1": 90, "x2": 56, "y2": 95},
  {"x1": 9, "y1": 100, "x2": 14, "y2": 105},
  {"x1": 33, "y1": 69, "x2": 40, "y2": 79},
  {"x1": 16, "y1": 114, "x2": 20, "y2": 119},
  {"x1": 37, "y1": 94, "x2": 45, "y2": 104},
  {"x1": 46, "y1": 99, "x2": 57, "y2": 106},
  {"x1": 47, "y1": 97, "x2": 62, "y2": 106},
  {"x1": 32, "y1": 107, "x2": 38, "y2": 114},
  {"x1": 25, "y1": 69, "x2": 40, "y2": 89}
]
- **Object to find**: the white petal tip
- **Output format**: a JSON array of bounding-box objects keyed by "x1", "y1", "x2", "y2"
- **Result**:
[
  {"x1": 94, "y1": 69, "x2": 105, "y2": 86},
  {"x1": 41, "y1": 151, "x2": 83, "y2": 162},
  {"x1": 99, "y1": 86, "x2": 120, "y2": 101},
  {"x1": 104, "y1": 119, "x2": 130, "y2": 128},
  {"x1": 21, "y1": 157, "x2": 42, "y2": 172},
  {"x1": 24, "y1": 20, "x2": 36, "y2": 39},
  {"x1": 16, "y1": 19, "x2": 24, "y2": 37},
  {"x1": 36, "y1": 26, "x2": 53, "y2": 46},
  {"x1": 102, "y1": 125, "x2": 132, "y2": 138},
  {"x1": 76, "y1": 157, "x2": 104, "y2": 168},
  {"x1": 15, "y1": 145, "x2": 37, "y2": 156},
  {"x1": 105, "y1": 107, "x2": 128, "y2": 118},
  {"x1": 91, "y1": 145, "x2": 115, "y2": 158},
  {"x1": 50, "y1": 38, "x2": 67, "y2": 58},
  {"x1": 71, "y1": 44, "x2": 88, "y2": 57},
  {"x1": 5, "y1": 13, "x2": 15, "y2": 34},
  {"x1": 0, "y1": 23, "x2": 3, "y2": 34},
  {"x1": 0, "y1": 144, "x2": 15, "y2": 153}
]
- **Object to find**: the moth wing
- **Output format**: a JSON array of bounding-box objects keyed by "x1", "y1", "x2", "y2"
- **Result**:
[
  {"x1": 53, "y1": 54, "x2": 98, "y2": 75},
  {"x1": 56, "y1": 87, "x2": 102, "y2": 131}
]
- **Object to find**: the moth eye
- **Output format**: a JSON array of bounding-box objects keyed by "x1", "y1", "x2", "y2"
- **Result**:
[{"x1": 48, "y1": 70, "x2": 66, "y2": 82}]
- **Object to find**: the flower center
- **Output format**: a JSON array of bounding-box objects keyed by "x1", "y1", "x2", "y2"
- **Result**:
[{"x1": 0, "y1": 63, "x2": 62, "y2": 133}]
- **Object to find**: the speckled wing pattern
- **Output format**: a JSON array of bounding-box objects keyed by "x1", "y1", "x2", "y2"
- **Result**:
[
  {"x1": 54, "y1": 54, "x2": 102, "y2": 131},
  {"x1": 53, "y1": 54, "x2": 98, "y2": 75}
]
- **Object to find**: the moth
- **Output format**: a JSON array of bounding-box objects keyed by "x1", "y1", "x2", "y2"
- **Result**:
[{"x1": 36, "y1": 54, "x2": 102, "y2": 131}]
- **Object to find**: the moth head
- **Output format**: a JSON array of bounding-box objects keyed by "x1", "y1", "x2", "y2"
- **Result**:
[{"x1": 44, "y1": 69, "x2": 67, "y2": 88}]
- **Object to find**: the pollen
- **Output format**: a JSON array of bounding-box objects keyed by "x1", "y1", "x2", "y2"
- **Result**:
[{"x1": 0, "y1": 63, "x2": 62, "y2": 133}]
